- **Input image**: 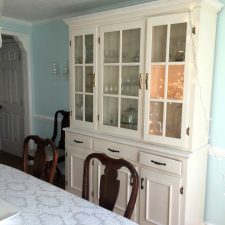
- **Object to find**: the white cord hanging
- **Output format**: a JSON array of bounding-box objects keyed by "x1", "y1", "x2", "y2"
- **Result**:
[{"x1": 0, "y1": 0, "x2": 4, "y2": 48}]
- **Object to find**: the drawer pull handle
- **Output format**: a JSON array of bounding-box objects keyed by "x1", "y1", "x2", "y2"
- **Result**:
[
  {"x1": 108, "y1": 148, "x2": 120, "y2": 153},
  {"x1": 141, "y1": 178, "x2": 144, "y2": 189},
  {"x1": 74, "y1": 140, "x2": 83, "y2": 144},
  {"x1": 151, "y1": 160, "x2": 166, "y2": 166}
]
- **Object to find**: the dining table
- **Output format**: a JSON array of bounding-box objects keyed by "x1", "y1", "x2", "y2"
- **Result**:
[{"x1": 0, "y1": 164, "x2": 138, "y2": 225}]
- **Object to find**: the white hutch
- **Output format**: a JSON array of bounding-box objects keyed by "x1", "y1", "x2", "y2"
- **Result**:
[{"x1": 64, "y1": 0, "x2": 223, "y2": 224}]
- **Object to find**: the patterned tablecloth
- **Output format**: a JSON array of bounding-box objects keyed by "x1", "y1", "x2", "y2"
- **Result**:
[{"x1": 0, "y1": 164, "x2": 138, "y2": 225}]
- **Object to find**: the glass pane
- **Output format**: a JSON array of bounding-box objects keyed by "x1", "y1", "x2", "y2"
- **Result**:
[
  {"x1": 167, "y1": 65, "x2": 184, "y2": 100},
  {"x1": 75, "y1": 36, "x2": 83, "y2": 64},
  {"x1": 166, "y1": 103, "x2": 182, "y2": 138},
  {"x1": 85, "y1": 34, "x2": 93, "y2": 63},
  {"x1": 103, "y1": 66, "x2": 119, "y2": 95},
  {"x1": 75, "y1": 66, "x2": 83, "y2": 92},
  {"x1": 151, "y1": 25, "x2": 167, "y2": 62},
  {"x1": 75, "y1": 94, "x2": 83, "y2": 121},
  {"x1": 150, "y1": 65, "x2": 165, "y2": 99},
  {"x1": 149, "y1": 102, "x2": 164, "y2": 136},
  {"x1": 169, "y1": 23, "x2": 187, "y2": 62},
  {"x1": 121, "y1": 66, "x2": 139, "y2": 97},
  {"x1": 85, "y1": 95, "x2": 93, "y2": 122},
  {"x1": 85, "y1": 66, "x2": 93, "y2": 93},
  {"x1": 121, "y1": 99, "x2": 138, "y2": 130},
  {"x1": 103, "y1": 96, "x2": 118, "y2": 127},
  {"x1": 122, "y1": 29, "x2": 140, "y2": 62},
  {"x1": 104, "y1": 31, "x2": 120, "y2": 63}
]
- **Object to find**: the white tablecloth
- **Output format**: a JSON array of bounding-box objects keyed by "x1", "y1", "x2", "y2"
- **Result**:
[{"x1": 0, "y1": 164, "x2": 138, "y2": 225}]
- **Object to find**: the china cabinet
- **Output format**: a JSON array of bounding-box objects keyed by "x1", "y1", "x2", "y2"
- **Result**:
[{"x1": 65, "y1": 0, "x2": 223, "y2": 224}]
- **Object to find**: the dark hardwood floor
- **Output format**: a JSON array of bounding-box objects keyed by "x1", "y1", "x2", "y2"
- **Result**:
[{"x1": 0, "y1": 150, "x2": 65, "y2": 189}]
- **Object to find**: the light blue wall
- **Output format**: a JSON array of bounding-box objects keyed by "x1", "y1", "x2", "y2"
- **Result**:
[
  {"x1": 0, "y1": 18, "x2": 32, "y2": 34},
  {"x1": 32, "y1": 20, "x2": 69, "y2": 137},
  {"x1": 205, "y1": 0, "x2": 225, "y2": 224}
]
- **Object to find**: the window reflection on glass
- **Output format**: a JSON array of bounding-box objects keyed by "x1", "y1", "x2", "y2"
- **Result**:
[
  {"x1": 75, "y1": 36, "x2": 83, "y2": 64},
  {"x1": 75, "y1": 94, "x2": 83, "y2": 121},
  {"x1": 167, "y1": 65, "x2": 184, "y2": 100},
  {"x1": 150, "y1": 65, "x2": 165, "y2": 99},
  {"x1": 103, "y1": 96, "x2": 118, "y2": 127},
  {"x1": 103, "y1": 66, "x2": 119, "y2": 95},
  {"x1": 166, "y1": 103, "x2": 182, "y2": 138},
  {"x1": 169, "y1": 23, "x2": 187, "y2": 62},
  {"x1": 121, "y1": 98, "x2": 138, "y2": 130},
  {"x1": 75, "y1": 66, "x2": 83, "y2": 92},
  {"x1": 104, "y1": 31, "x2": 120, "y2": 63},
  {"x1": 151, "y1": 25, "x2": 167, "y2": 62},
  {"x1": 85, "y1": 66, "x2": 93, "y2": 93},
  {"x1": 149, "y1": 102, "x2": 164, "y2": 136},
  {"x1": 85, "y1": 34, "x2": 93, "y2": 64},
  {"x1": 121, "y1": 66, "x2": 139, "y2": 97},
  {"x1": 122, "y1": 29, "x2": 140, "y2": 63},
  {"x1": 85, "y1": 95, "x2": 93, "y2": 122}
]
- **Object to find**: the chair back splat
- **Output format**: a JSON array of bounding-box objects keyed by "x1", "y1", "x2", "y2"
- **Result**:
[
  {"x1": 51, "y1": 110, "x2": 70, "y2": 150},
  {"x1": 82, "y1": 153, "x2": 139, "y2": 219},
  {"x1": 23, "y1": 135, "x2": 58, "y2": 184}
]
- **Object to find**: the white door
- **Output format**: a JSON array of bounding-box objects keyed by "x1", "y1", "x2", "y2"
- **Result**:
[
  {"x1": 139, "y1": 168, "x2": 181, "y2": 225},
  {"x1": 0, "y1": 40, "x2": 23, "y2": 157}
]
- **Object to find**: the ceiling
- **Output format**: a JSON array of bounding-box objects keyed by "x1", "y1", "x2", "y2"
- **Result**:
[{"x1": 1, "y1": 0, "x2": 155, "y2": 23}]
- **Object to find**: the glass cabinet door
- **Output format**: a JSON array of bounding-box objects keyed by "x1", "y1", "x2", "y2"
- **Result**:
[
  {"x1": 72, "y1": 28, "x2": 97, "y2": 129},
  {"x1": 144, "y1": 15, "x2": 189, "y2": 146},
  {"x1": 100, "y1": 22, "x2": 144, "y2": 137}
]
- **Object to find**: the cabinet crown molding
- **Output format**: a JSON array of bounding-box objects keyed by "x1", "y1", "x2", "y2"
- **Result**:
[{"x1": 64, "y1": 0, "x2": 223, "y2": 26}]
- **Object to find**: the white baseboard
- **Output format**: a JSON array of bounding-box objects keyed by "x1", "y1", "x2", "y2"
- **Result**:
[
  {"x1": 33, "y1": 114, "x2": 54, "y2": 122},
  {"x1": 205, "y1": 222, "x2": 215, "y2": 225}
]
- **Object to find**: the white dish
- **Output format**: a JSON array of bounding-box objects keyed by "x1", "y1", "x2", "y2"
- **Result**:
[{"x1": 0, "y1": 199, "x2": 20, "y2": 221}]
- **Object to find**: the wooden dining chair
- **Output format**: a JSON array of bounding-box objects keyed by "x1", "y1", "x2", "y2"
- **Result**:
[
  {"x1": 51, "y1": 110, "x2": 70, "y2": 168},
  {"x1": 23, "y1": 135, "x2": 58, "y2": 184},
  {"x1": 27, "y1": 110, "x2": 69, "y2": 174},
  {"x1": 82, "y1": 153, "x2": 139, "y2": 219}
]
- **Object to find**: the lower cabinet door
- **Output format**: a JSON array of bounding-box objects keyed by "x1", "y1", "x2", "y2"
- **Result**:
[
  {"x1": 139, "y1": 168, "x2": 181, "y2": 225},
  {"x1": 93, "y1": 159, "x2": 139, "y2": 222},
  {"x1": 66, "y1": 146, "x2": 92, "y2": 198}
]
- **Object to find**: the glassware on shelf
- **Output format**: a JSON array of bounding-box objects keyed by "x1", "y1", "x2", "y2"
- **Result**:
[
  {"x1": 166, "y1": 103, "x2": 182, "y2": 138},
  {"x1": 149, "y1": 102, "x2": 163, "y2": 136},
  {"x1": 169, "y1": 23, "x2": 187, "y2": 62},
  {"x1": 122, "y1": 28, "x2": 140, "y2": 63},
  {"x1": 85, "y1": 34, "x2": 93, "y2": 64},
  {"x1": 120, "y1": 101, "x2": 138, "y2": 131},
  {"x1": 75, "y1": 36, "x2": 83, "y2": 64},
  {"x1": 121, "y1": 105, "x2": 137, "y2": 125}
]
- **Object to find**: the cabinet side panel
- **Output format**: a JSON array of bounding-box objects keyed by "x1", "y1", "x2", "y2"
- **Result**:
[
  {"x1": 184, "y1": 147, "x2": 208, "y2": 225},
  {"x1": 191, "y1": 6, "x2": 218, "y2": 150}
]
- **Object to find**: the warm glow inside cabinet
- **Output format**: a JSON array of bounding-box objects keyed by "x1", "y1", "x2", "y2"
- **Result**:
[{"x1": 144, "y1": 13, "x2": 192, "y2": 148}]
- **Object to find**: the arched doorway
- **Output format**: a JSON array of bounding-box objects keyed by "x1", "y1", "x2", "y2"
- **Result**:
[{"x1": 0, "y1": 31, "x2": 32, "y2": 157}]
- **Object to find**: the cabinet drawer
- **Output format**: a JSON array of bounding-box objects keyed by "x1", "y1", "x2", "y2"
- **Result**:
[
  {"x1": 139, "y1": 152, "x2": 182, "y2": 175},
  {"x1": 66, "y1": 133, "x2": 92, "y2": 149},
  {"x1": 93, "y1": 139, "x2": 139, "y2": 162}
]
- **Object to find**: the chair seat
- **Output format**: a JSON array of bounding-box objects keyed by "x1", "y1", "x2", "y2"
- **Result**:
[{"x1": 28, "y1": 146, "x2": 65, "y2": 162}]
